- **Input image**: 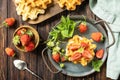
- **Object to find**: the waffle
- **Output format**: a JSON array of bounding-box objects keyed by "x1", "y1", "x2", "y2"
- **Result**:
[
  {"x1": 57, "y1": 0, "x2": 84, "y2": 10},
  {"x1": 14, "y1": 0, "x2": 52, "y2": 21}
]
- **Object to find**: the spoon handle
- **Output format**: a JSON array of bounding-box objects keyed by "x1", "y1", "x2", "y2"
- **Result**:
[{"x1": 25, "y1": 67, "x2": 43, "y2": 80}]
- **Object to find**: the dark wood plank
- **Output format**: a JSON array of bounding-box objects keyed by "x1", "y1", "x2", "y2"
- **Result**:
[
  {"x1": 7, "y1": 0, "x2": 24, "y2": 80},
  {"x1": 0, "y1": 0, "x2": 8, "y2": 80}
]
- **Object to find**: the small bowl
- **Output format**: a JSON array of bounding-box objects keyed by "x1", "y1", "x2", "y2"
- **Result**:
[{"x1": 13, "y1": 25, "x2": 40, "y2": 52}]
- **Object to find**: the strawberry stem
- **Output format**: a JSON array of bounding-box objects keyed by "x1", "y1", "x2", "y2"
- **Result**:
[
  {"x1": 2, "y1": 21, "x2": 8, "y2": 27},
  {"x1": 0, "y1": 21, "x2": 8, "y2": 28}
]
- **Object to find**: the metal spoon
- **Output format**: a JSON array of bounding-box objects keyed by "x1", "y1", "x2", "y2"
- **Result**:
[{"x1": 13, "y1": 60, "x2": 43, "y2": 80}]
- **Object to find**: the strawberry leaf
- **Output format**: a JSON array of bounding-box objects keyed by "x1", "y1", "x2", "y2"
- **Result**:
[
  {"x1": 2, "y1": 21, "x2": 8, "y2": 27},
  {"x1": 13, "y1": 35, "x2": 20, "y2": 45},
  {"x1": 26, "y1": 30, "x2": 33, "y2": 37}
]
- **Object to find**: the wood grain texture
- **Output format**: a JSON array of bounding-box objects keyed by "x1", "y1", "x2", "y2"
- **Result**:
[
  {"x1": 0, "y1": 0, "x2": 8, "y2": 80},
  {"x1": 0, "y1": 0, "x2": 119, "y2": 80}
]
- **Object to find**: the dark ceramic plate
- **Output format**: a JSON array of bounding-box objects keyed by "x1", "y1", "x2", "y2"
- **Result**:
[{"x1": 42, "y1": 15, "x2": 115, "y2": 77}]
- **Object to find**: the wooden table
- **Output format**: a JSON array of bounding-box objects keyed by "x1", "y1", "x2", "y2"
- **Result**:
[{"x1": 0, "y1": 0, "x2": 119, "y2": 80}]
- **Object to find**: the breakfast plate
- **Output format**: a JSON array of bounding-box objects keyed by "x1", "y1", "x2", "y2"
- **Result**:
[{"x1": 42, "y1": 15, "x2": 115, "y2": 77}]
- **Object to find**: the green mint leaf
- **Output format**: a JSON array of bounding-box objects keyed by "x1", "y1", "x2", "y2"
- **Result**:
[
  {"x1": 61, "y1": 16, "x2": 66, "y2": 23},
  {"x1": 77, "y1": 47, "x2": 84, "y2": 53},
  {"x1": 49, "y1": 29, "x2": 60, "y2": 41},
  {"x1": 57, "y1": 23, "x2": 64, "y2": 30},
  {"x1": 61, "y1": 30, "x2": 69, "y2": 39},
  {"x1": 68, "y1": 22, "x2": 76, "y2": 37},
  {"x1": 60, "y1": 63, "x2": 65, "y2": 68},
  {"x1": 60, "y1": 16, "x2": 76, "y2": 39},
  {"x1": 66, "y1": 15, "x2": 70, "y2": 24},
  {"x1": 92, "y1": 60, "x2": 103, "y2": 72},
  {"x1": 48, "y1": 16, "x2": 76, "y2": 45}
]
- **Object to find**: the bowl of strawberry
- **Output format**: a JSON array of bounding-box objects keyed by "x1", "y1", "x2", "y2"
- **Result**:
[{"x1": 12, "y1": 25, "x2": 40, "y2": 52}]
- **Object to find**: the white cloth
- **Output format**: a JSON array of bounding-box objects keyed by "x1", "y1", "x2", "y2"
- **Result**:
[{"x1": 89, "y1": 0, "x2": 120, "y2": 79}]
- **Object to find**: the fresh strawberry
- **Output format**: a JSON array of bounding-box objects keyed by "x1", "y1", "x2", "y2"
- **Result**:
[
  {"x1": 79, "y1": 22, "x2": 88, "y2": 33},
  {"x1": 82, "y1": 50, "x2": 93, "y2": 59},
  {"x1": 69, "y1": 44, "x2": 80, "y2": 51},
  {"x1": 17, "y1": 30, "x2": 22, "y2": 36},
  {"x1": 96, "y1": 49, "x2": 104, "y2": 59},
  {"x1": 20, "y1": 34, "x2": 31, "y2": 46},
  {"x1": 52, "y1": 52, "x2": 60, "y2": 63},
  {"x1": 81, "y1": 42, "x2": 89, "y2": 48},
  {"x1": 70, "y1": 52, "x2": 82, "y2": 61},
  {"x1": 5, "y1": 48, "x2": 15, "y2": 57},
  {"x1": 2, "y1": 18, "x2": 15, "y2": 27},
  {"x1": 25, "y1": 41, "x2": 35, "y2": 52},
  {"x1": 91, "y1": 32, "x2": 104, "y2": 42},
  {"x1": 17, "y1": 28, "x2": 26, "y2": 36}
]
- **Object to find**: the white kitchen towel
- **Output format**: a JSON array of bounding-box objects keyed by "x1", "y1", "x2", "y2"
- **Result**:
[{"x1": 89, "y1": 0, "x2": 120, "y2": 79}]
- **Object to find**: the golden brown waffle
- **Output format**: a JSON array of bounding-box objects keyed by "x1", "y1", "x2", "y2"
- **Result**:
[
  {"x1": 57, "y1": 0, "x2": 84, "y2": 10},
  {"x1": 14, "y1": 0, "x2": 52, "y2": 21}
]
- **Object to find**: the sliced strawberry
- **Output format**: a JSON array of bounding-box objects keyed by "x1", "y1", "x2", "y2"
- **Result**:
[
  {"x1": 52, "y1": 53, "x2": 60, "y2": 63},
  {"x1": 91, "y1": 32, "x2": 104, "y2": 42},
  {"x1": 82, "y1": 50, "x2": 93, "y2": 59},
  {"x1": 70, "y1": 52, "x2": 82, "y2": 61},
  {"x1": 25, "y1": 41, "x2": 35, "y2": 52},
  {"x1": 20, "y1": 34, "x2": 31, "y2": 46},
  {"x1": 96, "y1": 49, "x2": 104, "y2": 59},
  {"x1": 69, "y1": 44, "x2": 80, "y2": 51},
  {"x1": 81, "y1": 42, "x2": 89, "y2": 48},
  {"x1": 3, "y1": 18, "x2": 15, "y2": 27},
  {"x1": 79, "y1": 22, "x2": 88, "y2": 33},
  {"x1": 5, "y1": 48, "x2": 15, "y2": 57}
]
